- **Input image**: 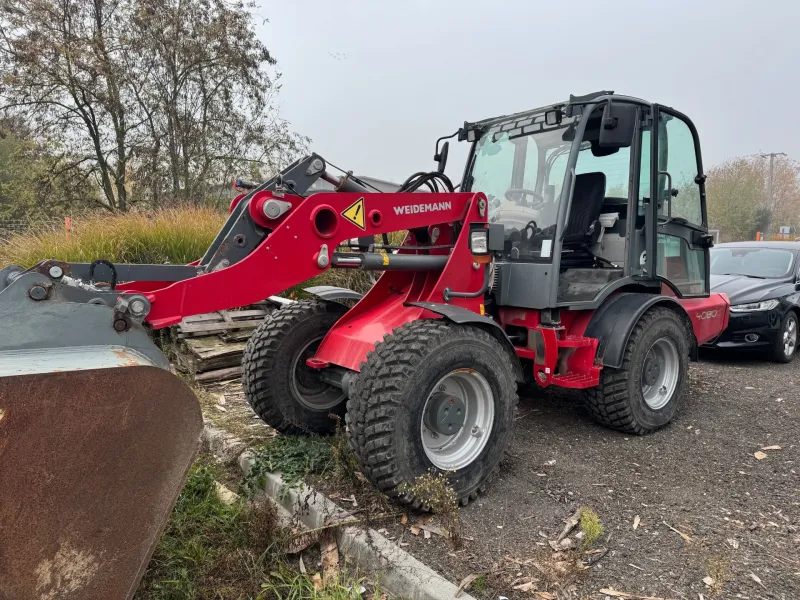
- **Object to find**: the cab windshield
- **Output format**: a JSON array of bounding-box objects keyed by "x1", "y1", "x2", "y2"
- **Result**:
[{"x1": 467, "y1": 109, "x2": 633, "y2": 261}]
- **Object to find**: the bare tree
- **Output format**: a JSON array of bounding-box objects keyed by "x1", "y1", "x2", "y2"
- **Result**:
[{"x1": 0, "y1": 0, "x2": 306, "y2": 212}]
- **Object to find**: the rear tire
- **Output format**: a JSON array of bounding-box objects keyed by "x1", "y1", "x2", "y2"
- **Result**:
[
  {"x1": 242, "y1": 300, "x2": 347, "y2": 435},
  {"x1": 584, "y1": 307, "x2": 689, "y2": 435},
  {"x1": 346, "y1": 320, "x2": 518, "y2": 508},
  {"x1": 770, "y1": 311, "x2": 798, "y2": 363}
]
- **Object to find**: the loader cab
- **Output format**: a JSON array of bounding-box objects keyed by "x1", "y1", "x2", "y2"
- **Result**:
[{"x1": 460, "y1": 92, "x2": 711, "y2": 310}]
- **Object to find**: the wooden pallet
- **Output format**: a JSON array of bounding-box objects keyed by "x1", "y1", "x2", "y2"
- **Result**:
[{"x1": 170, "y1": 297, "x2": 292, "y2": 382}]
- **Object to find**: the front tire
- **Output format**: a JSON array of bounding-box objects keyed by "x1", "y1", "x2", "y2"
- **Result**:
[
  {"x1": 242, "y1": 300, "x2": 347, "y2": 434},
  {"x1": 584, "y1": 307, "x2": 689, "y2": 435},
  {"x1": 771, "y1": 311, "x2": 798, "y2": 363},
  {"x1": 346, "y1": 320, "x2": 518, "y2": 508}
]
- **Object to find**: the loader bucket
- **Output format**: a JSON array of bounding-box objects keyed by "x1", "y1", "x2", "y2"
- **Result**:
[{"x1": 0, "y1": 269, "x2": 202, "y2": 599}]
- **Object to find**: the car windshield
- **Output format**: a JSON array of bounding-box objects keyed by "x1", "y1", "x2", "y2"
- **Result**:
[{"x1": 710, "y1": 247, "x2": 795, "y2": 279}]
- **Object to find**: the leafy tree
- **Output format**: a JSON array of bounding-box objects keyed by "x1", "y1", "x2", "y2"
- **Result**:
[{"x1": 706, "y1": 157, "x2": 765, "y2": 242}]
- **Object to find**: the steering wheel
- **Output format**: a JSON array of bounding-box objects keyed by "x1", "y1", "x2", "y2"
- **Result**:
[{"x1": 505, "y1": 188, "x2": 546, "y2": 209}]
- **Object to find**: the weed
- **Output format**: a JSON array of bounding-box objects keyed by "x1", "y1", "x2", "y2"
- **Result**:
[
  {"x1": 398, "y1": 470, "x2": 462, "y2": 548},
  {"x1": 244, "y1": 436, "x2": 333, "y2": 498},
  {"x1": 136, "y1": 461, "x2": 285, "y2": 599},
  {"x1": 578, "y1": 507, "x2": 604, "y2": 548},
  {"x1": 330, "y1": 417, "x2": 361, "y2": 484},
  {"x1": 472, "y1": 574, "x2": 487, "y2": 594},
  {"x1": 704, "y1": 553, "x2": 731, "y2": 596},
  {"x1": 258, "y1": 565, "x2": 365, "y2": 600}
]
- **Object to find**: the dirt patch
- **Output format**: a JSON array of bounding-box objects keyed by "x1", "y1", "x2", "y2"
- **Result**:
[{"x1": 390, "y1": 352, "x2": 800, "y2": 599}]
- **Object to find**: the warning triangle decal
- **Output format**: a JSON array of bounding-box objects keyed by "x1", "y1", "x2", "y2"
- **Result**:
[{"x1": 341, "y1": 197, "x2": 366, "y2": 230}]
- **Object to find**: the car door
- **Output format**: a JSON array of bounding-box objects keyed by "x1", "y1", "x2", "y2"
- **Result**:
[{"x1": 650, "y1": 105, "x2": 713, "y2": 297}]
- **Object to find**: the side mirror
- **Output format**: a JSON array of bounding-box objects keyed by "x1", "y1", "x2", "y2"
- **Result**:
[
  {"x1": 599, "y1": 101, "x2": 636, "y2": 148},
  {"x1": 434, "y1": 140, "x2": 449, "y2": 174}
]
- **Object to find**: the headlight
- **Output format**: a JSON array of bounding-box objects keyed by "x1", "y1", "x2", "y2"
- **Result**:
[
  {"x1": 469, "y1": 230, "x2": 489, "y2": 255},
  {"x1": 729, "y1": 299, "x2": 780, "y2": 313}
]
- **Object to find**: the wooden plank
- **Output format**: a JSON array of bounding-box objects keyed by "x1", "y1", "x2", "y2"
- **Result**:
[
  {"x1": 178, "y1": 320, "x2": 263, "y2": 335},
  {"x1": 195, "y1": 366, "x2": 242, "y2": 383}
]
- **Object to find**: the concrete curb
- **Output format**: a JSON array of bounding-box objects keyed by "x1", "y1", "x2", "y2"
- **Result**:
[{"x1": 202, "y1": 421, "x2": 475, "y2": 600}]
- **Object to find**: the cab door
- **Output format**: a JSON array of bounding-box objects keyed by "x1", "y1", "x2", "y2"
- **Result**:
[{"x1": 650, "y1": 105, "x2": 712, "y2": 297}]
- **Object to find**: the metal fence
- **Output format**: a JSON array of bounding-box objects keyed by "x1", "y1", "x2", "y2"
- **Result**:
[{"x1": 0, "y1": 219, "x2": 31, "y2": 239}]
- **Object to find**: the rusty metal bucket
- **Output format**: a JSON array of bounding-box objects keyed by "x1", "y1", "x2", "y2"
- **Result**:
[{"x1": 0, "y1": 269, "x2": 202, "y2": 599}]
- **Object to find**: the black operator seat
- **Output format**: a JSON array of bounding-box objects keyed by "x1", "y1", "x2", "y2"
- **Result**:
[{"x1": 562, "y1": 172, "x2": 607, "y2": 248}]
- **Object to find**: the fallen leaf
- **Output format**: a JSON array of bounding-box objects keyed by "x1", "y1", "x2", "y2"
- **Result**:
[
  {"x1": 298, "y1": 555, "x2": 306, "y2": 574},
  {"x1": 727, "y1": 537, "x2": 740, "y2": 549},
  {"x1": 702, "y1": 576, "x2": 715, "y2": 586},
  {"x1": 633, "y1": 515, "x2": 641, "y2": 531},
  {"x1": 512, "y1": 581, "x2": 536, "y2": 592},
  {"x1": 423, "y1": 528, "x2": 431, "y2": 539},
  {"x1": 599, "y1": 589, "x2": 678, "y2": 600},
  {"x1": 214, "y1": 482, "x2": 238, "y2": 506},
  {"x1": 421, "y1": 524, "x2": 447, "y2": 538},
  {"x1": 215, "y1": 404, "x2": 227, "y2": 412},
  {"x1": 320, "y1": 531, "x2": 339, "y2": 584},
  {"x1": 409, "y1": 526, "x2": 420, "y2": 536},
  {"x1": 455, "y1": 573, "x2": 481, "y2": 597},
  {"x1": 287, "y1": 530, "x2": 319, "y2": 554},
  {"x1": 754, "y1": 451, "x2": 768, "y2": 460},
  {"x1": 534, "y1": 593, "x2": 555, "y2": 600},
  {"x1": 401, "y1": 514, "x2": 408, "y2": 525},
  {"x1": 761, "y1": 445, "x2": 782, "y2": 451},
  {"x1": 749, "y1": 572, "x2": 765, "y2": 587},
  {"x1": 311, "y1": 573, "x2": 323, "y2": 591}
]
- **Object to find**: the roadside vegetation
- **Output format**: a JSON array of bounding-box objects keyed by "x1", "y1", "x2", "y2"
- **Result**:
[{"x1": 136, "y1": 460, "x2": 374, "y2": 600}]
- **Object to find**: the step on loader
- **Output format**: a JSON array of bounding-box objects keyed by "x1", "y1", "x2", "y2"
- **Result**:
[{"x1": 0, "y1": 91, "x2": 728, "y2": 598}]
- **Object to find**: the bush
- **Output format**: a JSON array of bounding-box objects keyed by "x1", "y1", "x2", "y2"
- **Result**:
[{"x1": 0, "y1": 207, "x2": 225, "y2": 267}]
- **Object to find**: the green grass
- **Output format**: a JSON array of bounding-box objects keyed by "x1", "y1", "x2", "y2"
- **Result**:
[
  {"x1": 258, "y1": 567, "x2": 365, "y2": 600},
  {"x1": 136, "y1": 462, "x2": 284, "y2": 600},
  {"x1": 578, "y1": 507, "x2": 604, "y2": 548}
]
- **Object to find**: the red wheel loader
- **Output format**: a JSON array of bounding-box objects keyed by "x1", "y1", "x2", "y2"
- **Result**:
[{"x1": 0, "y1": 91, "x2": 728, "y2": 598}]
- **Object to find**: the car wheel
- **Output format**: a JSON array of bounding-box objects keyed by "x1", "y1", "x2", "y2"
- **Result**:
[{"x1": 770, "y1": 311, "x2": 798, "y2": 363}]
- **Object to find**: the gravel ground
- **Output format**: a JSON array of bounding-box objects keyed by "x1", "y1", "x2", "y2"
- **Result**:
[
  {"x1": 207, "y1": 351, "x2": 799, "y2": 600},
  {"x1": 394, "y1": 351, "x2": 800, "y2": 600}
]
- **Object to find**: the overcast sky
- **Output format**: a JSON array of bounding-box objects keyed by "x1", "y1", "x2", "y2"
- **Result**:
[{"x1": 257, "y1": 0, "x2": 799, "y2": 184}]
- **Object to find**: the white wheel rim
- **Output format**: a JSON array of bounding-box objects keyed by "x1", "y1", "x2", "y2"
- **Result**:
[
  {"x1": 784, "y1": 317, "x2": 797, "y2": 357},
  {"x1": 421, "y1": 369, "x2": 495, "y2": 470},
  {"x1": 641, "y1": 337, "x2": 680, "y2": 410}
]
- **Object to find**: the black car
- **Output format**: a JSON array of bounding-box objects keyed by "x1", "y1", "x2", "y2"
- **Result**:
[{"x1": 707, "y1": 241, "x2": 800, "y2": 362}]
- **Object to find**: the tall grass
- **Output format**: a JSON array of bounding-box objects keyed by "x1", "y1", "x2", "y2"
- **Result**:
[
  {"x1": 0, "y1": 207, "x2": 225, "y2": 267},
  {"x1": 0, "y1": 208, "x2": 410, "y2": 295}
]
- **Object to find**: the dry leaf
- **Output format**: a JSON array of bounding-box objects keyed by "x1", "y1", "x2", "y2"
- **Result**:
[
  {"x1": 727, "y1": 537, "x2": 740, "y2": 549},
  {"x1": 215, "y1": 404, "x2": 227, "y2": 412},
  {"x1": 761, "y1": 445, "x2": 782, "y2": 451},
  {"x1": 320, "y1": 532, "x2": 339, "y2": 584},
  {"x1": 455, "y1": 573, "x2": 480, "y2": 597},
  {"x1": 754, "y1": 451, "x2": 768, "y2": 460},
  {"x1": 421, "y1": 524, "x2": 447, "y2": 537},
  {"x1": 749, "y1": 572, "x2": 764, "y2": 587},
  {"x1": 512, "y1": 581, "x2": 536, "y2": 592},
  {"x1": 534, "y1": 593, "x2": 555, "y2": 600},
  {"x1": 287, "y1": 530, "x2": 319, "y2": 554},
  {"x1": 599, "y1": 589, "x2": 678, "y2": 600},
  {"x1": 423, "y1": 528, "x2": 431, "y2": 539},
  {"x1": 702, "y1": 576, "x2": 715, "y2": 586},
  {"x1": 311, "y1": 573, "x2": 323, "y2": 591},
  {"x1": 298, "y1": 555, "x2": 306, "y2": 575},
  {"x1": 633, "y1": 515, "x2": 641, "y2": 531},
  {"x1": 556, "y1": 509, "x2": 581, "y2": 542},
  {"x1": 401, "y1": 514, "x2": 408, "y2": 525},
  {"x1": 214, "y1": 482, "x2": 238, "y2": 506},
  {"x1": 662, "y1": 521, "x2": 693, "y2": 543},
  {"x1": 409, "y1": 526, "x2": 421, "y2": 536}
]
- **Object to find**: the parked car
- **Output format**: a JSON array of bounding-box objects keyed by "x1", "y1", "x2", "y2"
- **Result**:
[{"x1": 707, "y1": 241, "x2": 800, "y2": 362}]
